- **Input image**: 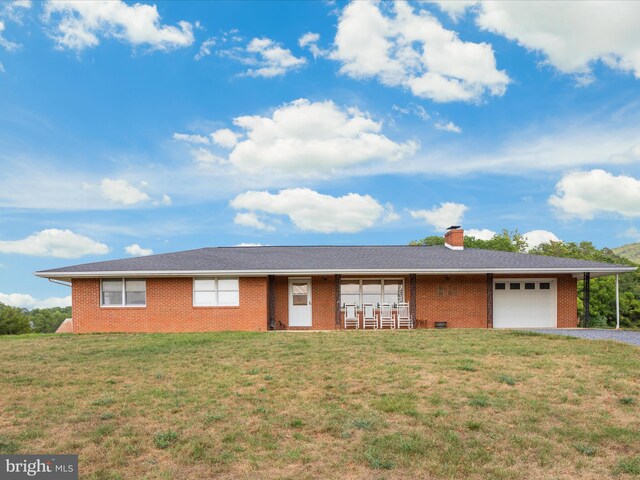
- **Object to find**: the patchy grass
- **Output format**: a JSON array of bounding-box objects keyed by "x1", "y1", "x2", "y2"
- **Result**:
[{"x1": 0, "y1": 330, "x2": 638, "y2": 479}]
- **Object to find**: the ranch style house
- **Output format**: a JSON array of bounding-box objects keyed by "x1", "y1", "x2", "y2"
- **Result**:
[{"x1": 35, "y1": 227, "x2": 635, "y2": 334}]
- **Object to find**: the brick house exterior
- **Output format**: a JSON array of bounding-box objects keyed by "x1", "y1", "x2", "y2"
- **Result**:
[{"x1": 37, "y1": 228, "x2": 633, "y2": 334}]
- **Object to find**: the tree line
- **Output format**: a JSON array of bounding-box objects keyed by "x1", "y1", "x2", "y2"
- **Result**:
[
  {"x1": 0, "y1": 304, "x2": 72, "y2": 335},
  {"x1": 411, "y1": 230, "x2": 640, "y2": 329}
]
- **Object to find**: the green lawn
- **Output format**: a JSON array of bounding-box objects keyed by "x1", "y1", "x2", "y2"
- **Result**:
[{"x1": 0, "y1": 330, "x2": 639, "y2": 479}]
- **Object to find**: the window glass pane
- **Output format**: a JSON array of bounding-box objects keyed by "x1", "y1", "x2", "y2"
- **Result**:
[
  {"x1": 102, "y1": 291, "x2": 123, "y2": 306},
  {"x1": 292, "y1": 283, "x2": 308, "y2": 305},
  {"x1": 218, "y1": 291, "x2": 239, "y2": 306},
  {"x1": 362, "y1": 280, "x2": 382, "y2": 306},
  {"x1": 194, "y1": 291, "x2": 216, "y2": 306},
  {"x1": 510, "y1": 283, "x2": 521, "y2": 290},
  {"x1": 495, "y1": 283, "x2": 506, "y2": 290},
  {"x1": 125, "y1": 280, "x2": 145, "y2": 292},
  {"x1": 539, "y1": 282, "x2": 551, "y2": 290},
  {"x1": 524, "y1": 282, "x2": 535, "y2": 290},
  {"x1": 194, "y1": 278, "x2": 216, "y2": 291},
  {"x1": 383, "y1": 280, "x2": 403, "y2": 305},
  {"x1": 102, "y1": 280, "x2": 123, "y2": 306},
  {"x1": 218, "y1": 278, "x2": 239, "y2": 291},
  {"x1": 102, "y1": 279, "x2": 122, "y2": 292},
  {"x1": 126, "y1": 292, "x2": 146, "y2": 305},
  {"x1": 340, "y1": 280, "x2": 360, "y2": 307}
]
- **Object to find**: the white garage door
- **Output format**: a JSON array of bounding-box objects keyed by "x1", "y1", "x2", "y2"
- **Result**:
[{"x1": 493, "y1": 279, "x2": 557, "y2": 328}]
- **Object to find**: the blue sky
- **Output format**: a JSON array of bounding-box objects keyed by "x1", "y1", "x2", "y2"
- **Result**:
[{"x1": 1, "y1": 0, "x2": 640, "y2": 308}]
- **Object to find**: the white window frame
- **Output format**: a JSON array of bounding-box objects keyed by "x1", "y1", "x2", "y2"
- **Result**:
[
  {"x1": 193, "y1": 277, "x2": 240, "y2": 307},
  {"x1": 100, "y1": 278, "x2": 146, "y2": 308},
  {"x1": 340, "y1": 278, "x2": 405, "y2": 309}
]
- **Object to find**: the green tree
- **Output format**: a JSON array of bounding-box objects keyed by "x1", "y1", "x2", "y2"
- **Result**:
[
  {"x1": 530, "y1": 241, "x2": 639, "y2": 328},
  {"x1": 410, "y1": 229, "x2": 528, "y2": 253},
  {"x1": 0, "y1": 303, "x2": 30, "y2": 335},
  {"x1": 28, "y1": 307, "x2": 72, "y2": 333}
]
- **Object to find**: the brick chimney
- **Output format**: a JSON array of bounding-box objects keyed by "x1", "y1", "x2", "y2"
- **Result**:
[{"x1": 444, "y1": 226, "x2": 464, "y2": 250}]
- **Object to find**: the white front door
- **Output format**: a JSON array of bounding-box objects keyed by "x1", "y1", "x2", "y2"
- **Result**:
[
  {"x1": 493, "y1": 279, "x2": 557, "y2": 328},
  {"x1": 288, "y1": 279, "x2": 312, "y2": 327}
]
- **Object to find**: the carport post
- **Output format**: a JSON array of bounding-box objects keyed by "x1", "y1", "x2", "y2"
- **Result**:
[
  {"x1": 583, "y1": 272, "x2": 590, "y2": 328},
  {"x1": 615, "y1": 273, "x2": 620, "y2": 330}
]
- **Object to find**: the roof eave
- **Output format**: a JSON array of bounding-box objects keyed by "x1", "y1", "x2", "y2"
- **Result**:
[{"x1": 34, "y1": 266, "x2": 637, "y2": 279}]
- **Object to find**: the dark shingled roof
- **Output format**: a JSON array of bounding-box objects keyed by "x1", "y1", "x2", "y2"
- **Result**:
[{"x1": 36, "y1": 245, "x2": 635, "y2": 277}]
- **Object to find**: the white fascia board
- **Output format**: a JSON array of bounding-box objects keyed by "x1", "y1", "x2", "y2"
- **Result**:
[{"x1": 35, "y1": 266, "x2": 637, "y2": 279}]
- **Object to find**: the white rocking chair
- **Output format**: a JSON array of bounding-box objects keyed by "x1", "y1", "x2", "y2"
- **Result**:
[
  {"x1": 362, "y1": 303, "x2": 377, "y2": 329},
  {"x1": 379, "y1": 303, "x2": 395, "y2": 329},
  {"x1": 344, "y1": 304, "x2": 359, "y2": 329},
  {"x1": 397, "y1": 302, "x2": 412, "y2": 329}
]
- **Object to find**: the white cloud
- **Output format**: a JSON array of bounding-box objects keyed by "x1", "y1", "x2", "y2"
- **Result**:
[
  {"x1": 221, "y1": 98, "x2": 417, "y2": 176},
  {"x1": 330, "y1": 1, "x2": 509, "y2": 102},
  {"x1": 549, "y1": 169, "x2": 640, "y2": 220},
  {"x1": 0, "y1": 19, "x2": 20, "y2": 51},
  {"x1": 434, "y1": 120, "x2": 462, "y2": 133},
  {"x1": 610, "y1": 142, "x2": 640, "y2": 164},
  {"x1": 431, "y1": 1, "x2": 477, "y2": 21},
  {"x1": 243, "y1": 37, "x2": 306, "y2": 77},
  {"x1": 409, "y1": 202, "x2": 468, "y2": 231},
  {"x1": 124, "y1": 243, "x2": 153, "y2": 256},
  {"x1": 476, "y1": 2, "x2": 640, "y2": 79},
  {"x1": 173, "y1": 132, "x2": 210, "y2": 145},
  {"x1": 233, "y1": 212, "x2": 274, "y2": 232},
  {"x1": 465, "y1": 228, "x2": 495, "y2": 240},
  {"x1": 436, "y1": 1, "x2": 640, "y2": 81},
  {"x1": 0, "y1": 292, "x2": 71, "y2": 309},
  {"x1": 230, "y1": 188, "x2": 386, "y2": 233},
  {"x1": 194, "y1": 37, "x2": 215, "y2": 60},
  {"x1": 298, "y1": 31, "x2": 324, "y2": 58},
  {"x1": 191, "y1": 148, "x2": 227, "y2": 166},
  {"x1": 523, "y1": 230, "x2": 559, "y2": 250},
  {"x1": 211, "y1": 128, "x2": 239, "y2": 148},
  {"x1": 43, "y1": 0, "x2": 194, "y2": 52},
  {"x1": 411, "y1": 123, "x2": 640, "y2": 175},
  {"x1": 236, "y1": 242, "x2": 264, "y2": 247},
  {"x1": 0, "y1": 62, "x2": 4, "y2": 73},
  {"x1": 100, "y1": 178, "x2": 151, "y2": 205},
  {"x1": 623, "y1": 227, "x2": 640, "y2": 242},
  {"x1": 159, "y1": 193, "x2": 172, "y2": 206},
  {"x1": 0, "y1": 229, "x2": 109, "y2": 258}
]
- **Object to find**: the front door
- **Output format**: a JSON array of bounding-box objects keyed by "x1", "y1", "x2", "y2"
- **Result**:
[{"x1": 288, "y1": 279, "x2": 312, "y2": 327}]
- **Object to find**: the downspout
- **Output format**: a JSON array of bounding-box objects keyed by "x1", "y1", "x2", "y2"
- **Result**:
[
  {"x1": 487, "y1": 273, "x2": 493, "y2": 329},
  {"x1": 335, "y1": 274, "x2": 341, "y2": 329},
  {"x1": 48, "y1": 278, "x2": 71, "y2": 288}
]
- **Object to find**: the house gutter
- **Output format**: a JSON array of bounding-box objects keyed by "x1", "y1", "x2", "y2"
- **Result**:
[{"x1": 35, "y1": 266, "x2": 637, "y2": 280}]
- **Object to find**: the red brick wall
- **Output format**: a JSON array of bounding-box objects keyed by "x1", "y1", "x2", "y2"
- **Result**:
[
  {"x1": 273, "y1": 276, "x2": 338, "y2": 330},
  {"x1": 416, "y1": 275, "x2": 488, "y2": 328},
  {"x1": 415, "y1": 274, "x2": 578, "y2": 328},
  {"x1": 71, "y1": 273, "x2": 579, "y2": 332},
  {"x1": 71, "y1": 277, "x2": 267, "y2": 333}
]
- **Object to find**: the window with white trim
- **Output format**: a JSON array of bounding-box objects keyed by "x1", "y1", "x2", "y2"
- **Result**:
[
  {"x1": 340, "y1": 279, "x2": 404, "y2": 308},
  {"x1": 193, "y1": 278, "x2": 239, "y2": 306},
  {"x1": 101, "y1": 279, "x2": 146, "y2": 307}
]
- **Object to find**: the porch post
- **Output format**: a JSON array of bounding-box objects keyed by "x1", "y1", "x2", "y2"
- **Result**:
[
  {"x1": 487, "y1": 273, "x2": 493, "y2": 329},
  {"x1": 410, "y1": 274, "x2": 417, "y2": 328},
  {"x1": 583, "y1": 272, "x2": 590, "y2": 328},
  {"x1": 335, "y1": 274, "x2": 341, "y2": 329},
  {"x1": 267, "y1": 275, "x2": 276, "y2": 330},
  {"x1": 615, "y1": 273, "x2": 620, "y2": 330}
]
